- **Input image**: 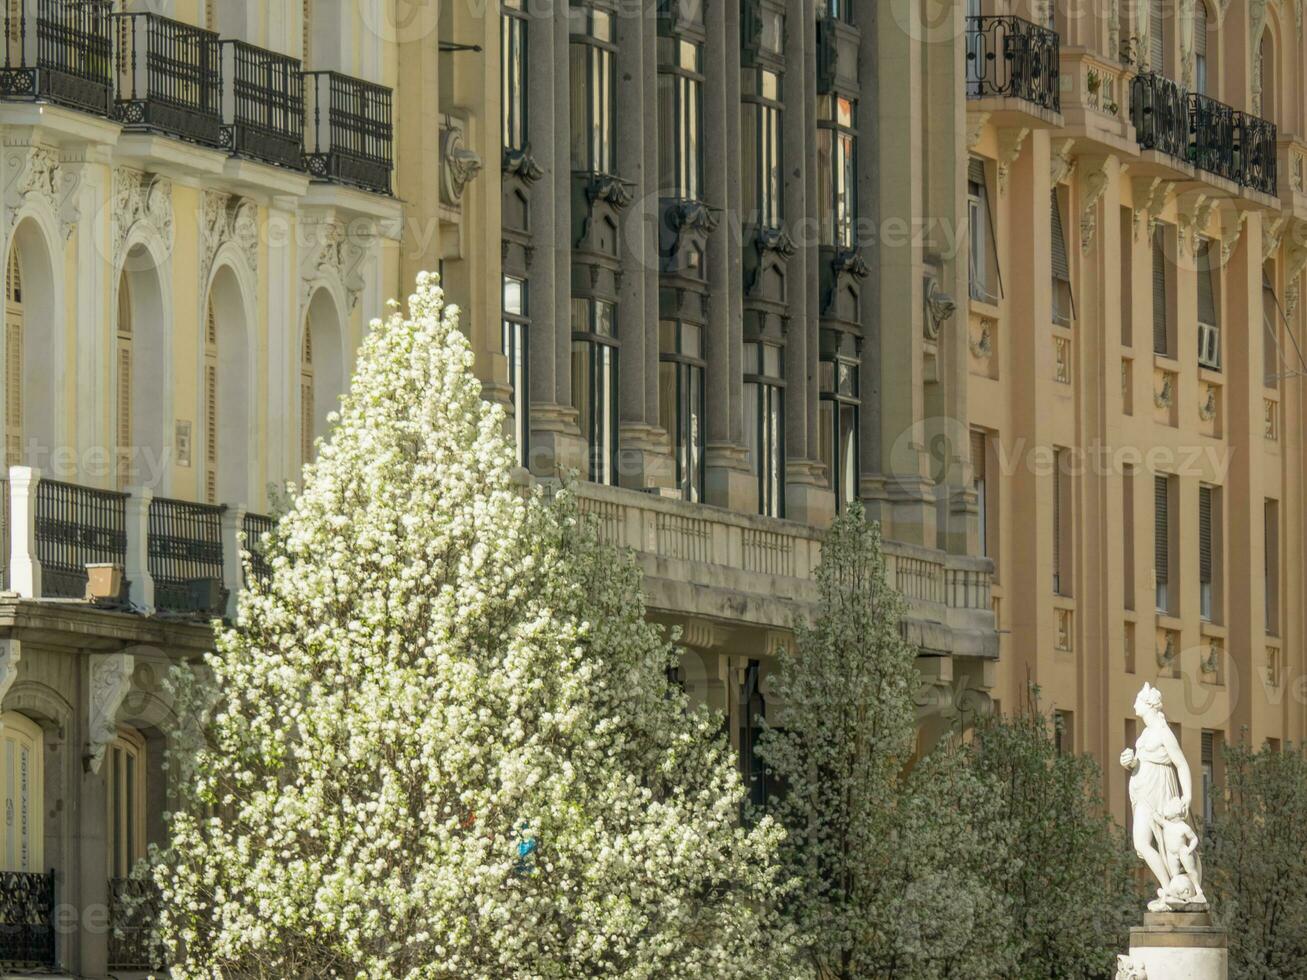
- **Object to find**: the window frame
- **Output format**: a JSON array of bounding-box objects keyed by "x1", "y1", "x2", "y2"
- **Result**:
[
  {"x1": 503, "y1": 275, "x2": 530, "y2": 469},
  {"x1": 501, "y1": 0, "x2": 528, "y2": 154},
  {"x1": 741, "y1": 66, "x2": 783, "y2": 230},
  {"x1": 658, "y1": 36, "x2": 704, "y2": 201},
  {"x1": 819, "y1": 330, "x2": 860, "y2": 512},
  {"x1": 569, "y1": 3, "x2": 617, "y2": 175},
  {"x1": 817, "y1": 94, "x2": 857, "y2": 249},
  {"x1": 571, "y1": 297, "x2": 619, "y2": 486},
  {"x1": 106, "y1": 727, "x2": 147, "y2": 880},
  {"x1": 744, "y1": 341, "x2": 785, "y2": 518},
  {"x1": 659, "y1": 319, "x2": 706, "y2": 503}
]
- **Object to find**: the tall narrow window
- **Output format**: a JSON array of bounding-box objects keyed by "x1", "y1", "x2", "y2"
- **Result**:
[
  {"x1": 1263, "y1": 273, "x2": 1280, "y2": 386},
  {"x1": 819, "y1": 332, "x2": 859, "y2": 511},
  {"x1": 116, "y1": 275, "x2": 133, "y2": 489},
  {"x1": 659, "y1": 320, "x2": 705, "y2": 502},
  {"x1": 817, "y1": 95, "x2": 856, "y2": 248},
  {"x1": 825, "y1": 0, "x2": 853, "y2": 23},
  {"x1": 1201, "y1": 730, "x2": 1220, "y2": 829},
  {"x1": 969, "y1": 158, "x2": 999, "y2": 303},
  {"x1": 569, "y1": 5, "x2": 615, "y2": 174},
  {"x1": 1152, "y1": 227, "x2": 1171, "y2": 355},
  {"x1": 571, "y1": 298, "x2": 618, "y2": 485},
  {"x1": 658, "y1": 38, "x2": 703, "y2": 200},
  {"x1": 1199, "y1": 484, "x2": 1219, "y2": 622},
  {"x1": 1150, "y1": 0, "x2": 1165, "y2": 73},
  {"x1": 972, "y1": 428, "x2": 994, "y2": 559},
  {"x1": 0, "y1": 713, "x2": 42, "y2": 873},
  {"x1": 1052, "y1": 448, "x2": 1072, "y2": 596},
  {"x1": 1120, "y1": 207, "x2": 1133, "y2": 346},
  {"x1": 1155, "y1": 475, "x2": 1173, "y2": 613},
  {"x1": 1193, "y1": 1, "x2": 1208, "y2": 93},
  {"x1": 5, "y1": 247, "x2": 21, "y2": 468},
  {"x1": 1051, "y1": 189, "x2": 1074, "y2": 326},
  {"x1": 739, "y1": 661, "x2": 767, "y2": 809},
  {"x1": 1197, "y1": 239, "x2": 1220, "y2": 369},
  {"x1": 204, "y1": 299, "x2": 218, "y2": 504},
  {"x1": 1123, "y1": 464, "x2": 1136, "y2": 610},
  {"x1": 502, "y1": 0, "x2": 527, "y2": 154},
  {"x1": 741, "y1": 67, "x2": 782, "y2": 229},
  {"x1": 300, "y1": 323, "x2": 315, "y2": 467},
  {"x1": 106, "y1": 729, "x2": 145, "y2": 879},
  {"x1": 503, "y1": 276, "x2": 530, "y2": 469},
  {"x1": 1264, "y1": 499, "x2": 1280, "y2": 635},
  {"x1": 745, "y1": 342, "x2": 784, "y2": 517}
]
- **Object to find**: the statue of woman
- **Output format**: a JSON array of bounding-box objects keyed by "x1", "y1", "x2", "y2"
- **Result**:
[{"x1": 1119, "y1": 683, "x2": 1207, "y2": 912}]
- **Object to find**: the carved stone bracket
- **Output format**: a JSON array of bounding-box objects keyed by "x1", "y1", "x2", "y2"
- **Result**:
[
  {"x1": 966, "y1": 111, "x2": 990, "y2": 150},
  {"x1": 111, "y1": 167, "x2": 174, "y2": 271},
  {"x1": 300, "y1": 216, "x2": 369, "y2": 312},
  {"x1": 1132, "y1": 176, "x2": 1169, "y2": 239},
  {"x1": 1264, "y1": 214, "x2": 1288, "y2": 260},
  {"x1": 3, "y1": 142, "x2": 81, "y2": 240},
  {"x1": 1050, "y1": 138, "x2": 1077, "y2": 186},
  {"x1": 1079, "y1": 157, "x2": 1110, "y2": 254},
  {"x1": 585, "y1": 172, "x2": 635, "y2": 210},
  {"x1": 86, "y1": 652, "x2": 134, "y2": 774},
  {"x1": 502, "y1": 145, "x2": 544, "y2": 183},
  {"x1": 200, "y1": 190, "x2": 259, "y2": 289},
  {"x1": 1176, "y1": 190, "x2": 1215, "y2": 255},
  {"x1": 0, "y1": 640, "x2": 20, "y2": 724},
  {"x1": 997, "y1": 127, "x2": 1030, "y2": 194},
  {"x1": 755, "y1": 225, "x2": 796, "y2": 258},
  {"x1": 923, "y1": 276, "x2": 956, "y2": 340},
  {"x1": 1220, "y1": 209, "x2": 1248, "y2": 264}
]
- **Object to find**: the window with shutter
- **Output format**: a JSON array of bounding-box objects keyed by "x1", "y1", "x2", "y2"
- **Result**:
[
  {"x1": 1263, "y1": 272, "x2": 1280, "y2": 386},
  {"x1": 1199, "y1": 484, "x2": 1214, "y2": 620},
  {"x1": 4, "y1": 248, "x2": 21, "y2": 468},
  {"x1": 1194, "y1": 1, "x2": 1208, "y2": 93},
  {"x1": 116, "y1": 275, "x2": 133, "y2": 490},
  {"x1": 1051, "y1": 190, "x2": 1073, "y2": 325},
  {"x1": 1052, "y1": 449, "x2": 1066, "y2": 594},
  {"x1": 1150, "y1": 0, "x2": 1165, "y2": 72},
  {"x1": 1265, "y1": 499, "x2": 1280, "y2": 634},
  {"x1": 205, "y1": 298, "x2": 218, "y2": 504},
  {"x1": 1152, "y1": 228, "x2": 1170, "y2": 354},
  {"x1": 301, "y1": 326, "x2": 315, "y2": 466},
  {"x1": 1155, "y1": 475, "x2": 1171, "y2": 612}
]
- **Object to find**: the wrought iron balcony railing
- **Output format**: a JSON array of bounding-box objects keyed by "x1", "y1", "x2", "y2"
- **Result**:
[
  {"x1": 109, "y1": 877, "x2": 163, "y2": 972},
  {"x1": 242, "y1": 511, "x2": 275, "y2": 586},
  {"x1": 35, "y1": 478, "x2": 126, "y2": 599},
  {"x1": 964, "y1": 15, "x2": 1060, "y2": 113},
  {"x1": 219, "y1": 39, "x2": 304, "y2": 170},
  {"x1": 1237, "y1": 110, "x2": 1277, "y2": 195},
  {"x1": 0, "y1": 870, "x2": 55, "y2": 968},
  {"x1": 304, "y1": 70, "x2": 393, "y2": 195},
  {"x1": 147, "y1": 496, "x2": 228, "y2": 619},
  {"x1": 1189, "y1": 92, "x2": 1240, "y2": 185},
  {"x1": 112, "y1": 11, "x2": 221, "y2": 146},
  {"x1": 0, "y1": 0, "x2": 112, "y2": 115},
  {"x1": 1131, "y1": 71, "x2": 1188, "y2": 160}
]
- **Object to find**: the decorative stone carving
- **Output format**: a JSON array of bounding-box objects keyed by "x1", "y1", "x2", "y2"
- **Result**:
[
  {"x1": 111, "y1": 167, "x2": 174, "y2": 271},
  {"x1": 1263, "y1": 214, "x2": 1288, "y2": 259},
  {"x1": 966, "y1": 112, "x2": 990, "y2": 150},
  {"x1": 923, "y1": 277, "x2": 956, "y2": 340},
  {"x1": 1251, "y1": 1, "x2": 1270, "y2": 115},
  {"x1": 585, "y1": 172, "x2": 634, "y2": 209},
  {"x1": 755, "y1": 225, "x2": 795, "y2": 258},
  {"x1": 1177, "y1": 191, "x2": 1215, "y2": 256},
  {"x1": 996, "y1": 127, "x2": 1030, "y2": 194},
  {"x1": 970, "y1": 319, "x2": 994, "y2": 358},
  {"x1": 1154, "y1": 374, "x2": 1174, "y2": 409},
  {"x1": 1219, "y1": 210, "x2": 1247, "y2": 265},
  {"x1": 0, "y1": 641, "x2": 20, "y2": 723},
  {"x1": 1198, "y1": 385, "x2": 1217, "y2": 421},
  {"x1": 1050, "y1": 139, "x2": 1077, "y2": 186},
  {"x1": 200, "y1": 190, "x2": 259, "y2": 289},
  {"x1": 1115, "y1": 955, "x2": 1148, "y2": 980},
  {"x1": 1080, "y1": 158, "x2": 1110, "y2": 254},
  {"x1": 86, "y1": 652, "x2": 135, "y2": 774},
  {"x1": 2, "y1": 142, "x2": 80, "y2": 239},
  {"x1": 1121, "y1": 684, "x2": 1208, "y2": 913},
  {"x1": 1132, "y1": 176, "x2": 1168, "y2": 239},
  {"x1": 502, "y1": 145, "x2": 544, "y2": 183},
  {"x1": 440, "y1": 123, "x2": 482, "y2": 207},
  {"x1": 300, "y1": 217, "x2": 369, "y2": 312}
]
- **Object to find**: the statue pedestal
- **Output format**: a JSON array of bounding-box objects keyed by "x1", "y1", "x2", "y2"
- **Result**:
[{"x1": 1126, "y1": 911, "x2": 1227, "y2": 979}]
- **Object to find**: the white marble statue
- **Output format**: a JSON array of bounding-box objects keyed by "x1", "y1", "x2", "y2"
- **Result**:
[{"x1": 1119, "y1": 683, "x2": 1208, "y2": 912}]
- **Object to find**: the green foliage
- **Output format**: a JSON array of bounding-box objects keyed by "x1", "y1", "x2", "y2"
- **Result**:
[
  {"x1": 758, "y1": 505, "x2": 1016, "y2": 979},
  {"x1": 966, "y1": 707, "x2": 1138, "y2": 979},
  {"x1": 1207, "y1": 740, "x2": 1307, "y2": 978}
]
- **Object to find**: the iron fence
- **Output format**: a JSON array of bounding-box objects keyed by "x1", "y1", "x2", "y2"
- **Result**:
[
  {"x1": 1130, "y1": 71, "x2": 1188, "y2": 160},
  {"x1": 109, "y1": 877, "x2": 163, "y2": 972},
  {"x1": 147, "y1": 496, "x2": 227, "y2": 618},
  {"x1": 242, "y1": 511, "x2": 275, "y2": 586},
  {"x1": 964, "y1": 15, "x2": 1060, "y2": 113},
  {"x1": 304, "y1": 70, "x2": 393, "y2": 194},
  {"x1": 1189, "y1": 91, "x2": 1240, "y2": 184},
  {"x1": 34, "y1": 479, "x2": 126, "y2": 599},
  {"x1": 1237, "y1": 111, "x2": 1278, "y2": 196},
  {"x1": 0, "y1": 870, "x2": 55, "y2": 968},
  {"x1": 219, "y1": 39, "x2": 304, "y2": 170},
  {"x1": 0, "y1": 0, "x2": 112, "y2": 114},
  {"x1": 112, "y1": 11, "x2": 221, "y2": 146}
]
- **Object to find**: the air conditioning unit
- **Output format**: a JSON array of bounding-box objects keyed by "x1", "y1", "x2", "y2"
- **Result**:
[{"x1": 1198, "y1": 321, "x2": 1221, "y2": 369}]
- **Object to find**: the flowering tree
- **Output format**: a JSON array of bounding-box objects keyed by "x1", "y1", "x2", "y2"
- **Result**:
[
  {"x1": 1207, "y1": 740, "x2": 1307, "y2": 978},
  {"x1": 757, "y1": 506, "x2": 1015, "y2": 979},
  {"x1": 154, "y1": 274, "x2": 792, "y2": 979}
]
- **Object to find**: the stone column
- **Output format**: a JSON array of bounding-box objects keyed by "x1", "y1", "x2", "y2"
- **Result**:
[
  {"x1": 221, "y1": 503, "x2": 246, "y2": 620},
  {"x1": 8, "y1": 466, "x2": 42, "y2": 598},
  {"x1": 124, "y1": 485, "x2": 154, "y2": 612}
]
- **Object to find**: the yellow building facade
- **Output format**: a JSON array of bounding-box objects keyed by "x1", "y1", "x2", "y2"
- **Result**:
[{"x1": 966, "y1": 0, "x2": 1307, "y2": 828}]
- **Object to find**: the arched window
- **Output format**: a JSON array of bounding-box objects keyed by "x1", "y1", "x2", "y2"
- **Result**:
[
  {"x1": 0, "y1": 713, "x2": 43, "y2": 873},
  {"x1": 300, "y1": 324, "x2": 314, "y2": 466},
  {"x1": 106, "y1": 729, "x2": 145, "y2": 879},
  {"x1": 116, "y1": 274, "x2": 133, "y2": 489},
  {"x1": 5, "y1": 247, "x2": 22, "y2": 468}
]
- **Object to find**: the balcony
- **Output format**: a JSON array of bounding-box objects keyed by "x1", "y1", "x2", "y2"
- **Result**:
[
  {"x1": 34, "y1": 478, "x2": 126, "y2": 599},
  {"x1": 1129, "y1": 75, "x2": 1278, "y2": 195},
  {"x1": 112, "y1": 11, "x2": 221, "y2": 147},
  {"x1": 109, "y1": 877, "x2": 163, "y2": 972},
  {"x1": 218, "y1": 39, "x2": 305, "y2": 171},
  {"x1": 0, "y1": 0, "x2": 113, "y2": 115},
  {"x1": 148, "y1": 496, "x2": 227, "y2": 620},
  {"x1": 304, "y1": 70, "x2": 393, "y2": 195},
  {"x1": 965, "y1": 15, "x2": 1060, "y2": 115},
  {"x1": 0, "y1": 869, "x2": 55, "y2": 969}
]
